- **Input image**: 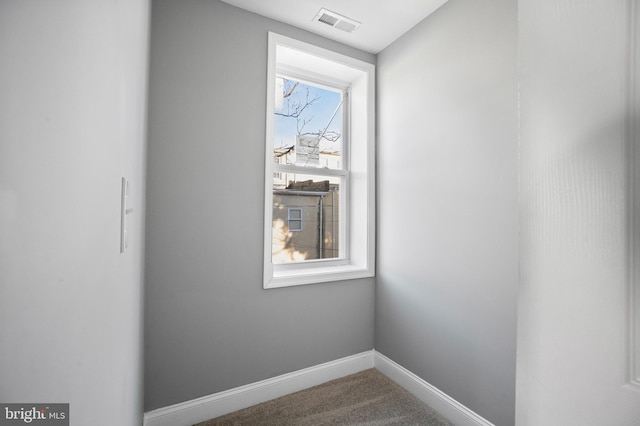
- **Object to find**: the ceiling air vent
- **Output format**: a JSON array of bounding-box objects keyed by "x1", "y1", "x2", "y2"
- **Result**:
[{"x1": 313, "y1": 8, "x2": 361, "y2": 33}]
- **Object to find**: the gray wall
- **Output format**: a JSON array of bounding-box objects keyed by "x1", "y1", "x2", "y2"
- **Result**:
[
  {"x1": 375, "y1": 0, "x2": 518, "y2": 425},
  {"x1": 0, "y1": 1, "x2": 148, "y2": 425},
  {"x1": 145, "y1": 0, "x2": 376, "y2": 411}
]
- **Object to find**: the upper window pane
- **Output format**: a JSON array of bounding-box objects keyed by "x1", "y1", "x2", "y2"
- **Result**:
[{"x1": 273, "y1": 77, "x2": 343, "y2": 170}]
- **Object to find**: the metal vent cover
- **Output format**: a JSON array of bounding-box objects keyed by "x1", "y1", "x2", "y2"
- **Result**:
[{"x1": 313, "y1": 8, "x2": 361, "y2": 33}]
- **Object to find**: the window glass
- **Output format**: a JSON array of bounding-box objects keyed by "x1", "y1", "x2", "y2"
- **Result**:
[
  {"x1": 272, "y1": 77, "x2": 345, "y2": 264},
  {"x1": 287, "y1": 208, "x2": 303, "y2": 232},
  {"x1": 273, "y1": 78, "x2": 343, "y2": 170},
  {"x1": 272, "y1": 175, "x2": 341, "y2": 263}
]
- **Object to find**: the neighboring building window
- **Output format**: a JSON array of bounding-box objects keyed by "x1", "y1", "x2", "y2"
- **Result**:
[
  {"x1": 287, "y1": 208, "x2": 303, "y2": 231},
  {"x1": 264, "y1": 32, "x2": 375, "y2": 289}
]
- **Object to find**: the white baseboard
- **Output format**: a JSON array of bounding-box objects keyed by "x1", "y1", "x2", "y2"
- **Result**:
[
  {"x1": 373, "y1": 351, "x2": 495, "y2": 426},
  {"x1": 144, "y1": 350, "x2": 494, "y2": 426},
  {"x1": 143, "y1": 351, "x2": 375, "y2": 426}
]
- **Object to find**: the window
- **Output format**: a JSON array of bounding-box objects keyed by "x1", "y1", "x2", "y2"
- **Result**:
[
  {"x1": 264, "y1": 32, "x2": 375, "y2": 288},
  {"x1": 287, "y1": 208, "x2": 303, "y2": 231}
]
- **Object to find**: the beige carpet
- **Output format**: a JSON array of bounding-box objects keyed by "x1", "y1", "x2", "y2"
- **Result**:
[{"x1": 194, "y1": 368, "x2": 455, "y2": 425}]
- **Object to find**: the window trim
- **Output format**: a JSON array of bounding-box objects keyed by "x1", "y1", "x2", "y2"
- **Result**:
[{"x1": 264, "y1": 32, "x2": 375, "y2": 289}]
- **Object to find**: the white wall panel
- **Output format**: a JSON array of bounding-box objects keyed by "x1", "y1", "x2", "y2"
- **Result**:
[
  {"x1": 0, "y1": 1, "x2": 148, "y2": 424},
  {"x1": 517, "y1": 1, "x2": 640, "y2": 424}
]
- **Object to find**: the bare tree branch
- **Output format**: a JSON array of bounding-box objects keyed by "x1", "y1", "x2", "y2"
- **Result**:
[
  {"x1": 282, "y1": 81, "x2": 299, "y2": 99},
  {"x1": 275, "y1": 79, "x2": 342, "y2": 156},
  {"x1": 274, "y1": 145, "x2": 294, "y2": 158},
  {"x1": 275, "y1": 85, "x2": 320, "y2": 119}
]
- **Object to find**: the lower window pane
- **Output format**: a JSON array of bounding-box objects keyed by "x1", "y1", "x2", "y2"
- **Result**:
[{"x1": 272, "y1": 175, "x2": 340, "y2": 263}]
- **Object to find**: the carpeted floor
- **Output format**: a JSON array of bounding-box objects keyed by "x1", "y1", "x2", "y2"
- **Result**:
[{"x1": 194, "y1": 368, "x2": 455, "y2": 425}]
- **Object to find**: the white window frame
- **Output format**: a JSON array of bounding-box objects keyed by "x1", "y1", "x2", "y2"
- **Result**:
[{"x1": 264, "y1": 32, "x2": 375, "y2": 289}]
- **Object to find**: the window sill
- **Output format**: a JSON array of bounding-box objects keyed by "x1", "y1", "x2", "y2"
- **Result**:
[{"x1": 264, "y1": 263, "x2": 374, "y2": 289}]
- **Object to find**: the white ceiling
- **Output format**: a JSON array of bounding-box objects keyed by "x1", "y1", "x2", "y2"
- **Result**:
[{"x1": 219, "y1": 0, "x2": 449, "y2": 54}]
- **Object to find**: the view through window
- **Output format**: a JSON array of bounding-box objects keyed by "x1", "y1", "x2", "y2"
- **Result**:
[{"x1": 272, "y1": 77, "x2": 346, "y2": 264}]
